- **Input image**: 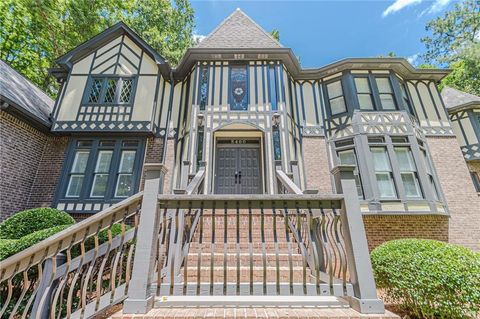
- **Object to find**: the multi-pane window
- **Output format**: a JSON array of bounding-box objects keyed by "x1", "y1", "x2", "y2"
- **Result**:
[
  {"x1": 326, "y1": 80, "x2": 346, "y2": 115},
  {"x1": 268, "y1": 65, "x2": 278, "y2": 111},
  {"x1": 85, "y1": 77, "x2": 135, "y2": 105},
  {"x1": 419, "y1": 140, "x2": 439, "y2": 200},
  {"x1": 66, "y1": 145, "x2": 91, "y2": 197},
  {"x1": 272, "y1": 127, "x2": 282, "y2": 160},
  {"x1": 399, "y1": 82, "x2": 414, "y2": 114},
  {"x1": 198, "y1": 65, "x2": 209, "y2": 110},
  {"x1": 394, "y1": 146, "x2": 422, "y2": 198},
  {"x1": 229, "y1": 65, "x2": 248, "y2": 111},
  {"x1": 90, "y1": 147, "x2": 114, "y2": 197},
  {"x1": 375, "y1": 77, "x2": 396, "y2": 110},
  {"x1": 370, "y1": 146, "x2": 397, "y2": 198},
  {"x1": 336, "y1": 139, "x2": 363, "y2": 198},
  {"x1": 354, "y1": 78, "x2": 374, "y2": 110},
  {"x1": 62, "y1": 139, "x2": 142, "y2": 201},
  {"x1": 115, "y1": 149, "x2": 137, "y2": 198}
]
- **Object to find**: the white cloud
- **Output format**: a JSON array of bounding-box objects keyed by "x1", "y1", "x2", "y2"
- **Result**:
[
  {"x1": 193, "y1": 34, "x2": 206, "y2": 45},
  {"x1": 407, "y1": 53, "x2": 420, "y2": 65},
  {"x1": 382, "y1": 0, "x2": 422, "y2": 17},
  {"x1": 382, "y1": 0, "x2": 453, "y2": 17}
]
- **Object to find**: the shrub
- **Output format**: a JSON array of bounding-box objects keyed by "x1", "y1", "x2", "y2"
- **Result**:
[
  {"x1": 371, "y1": 239, "x2": 480, "y2": 319},
  {"x1": 0, "y1": 225, "x2": 71, "y2": 261},
  {"x1": 0, "y1": 208, "x2": 75, "y2": 239}
]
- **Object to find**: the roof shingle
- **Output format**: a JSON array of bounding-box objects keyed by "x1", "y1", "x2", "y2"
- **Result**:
[
  {"x1": 441, "y1": 86, "x2": 480, "y2": 109},
  {"x1": 0, "y1": 59, "x2": 53, "y2": 126},
  {"x1": 197, "y1": 9, "x2": 282, "y2": 49}
]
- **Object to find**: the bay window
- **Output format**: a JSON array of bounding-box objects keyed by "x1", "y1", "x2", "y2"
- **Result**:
[
  {"x1": 325, "y1": 79, "x2": 347, "y2": 115},
  {"x1": 370, "y1": 146, "x2": 397, "y2": 198},
  {"x1": 335, "y1": 139, "x2": 363, "y2": 198},
  {"x1": 375, "y1": 77, "x2": 396, "y2": 110},
  {"x1": 354, "y1": 77, "x2": 374, "y2": 110},
  {"x1": 394, "y1": 147, "x2": 422, "y2": 198}
]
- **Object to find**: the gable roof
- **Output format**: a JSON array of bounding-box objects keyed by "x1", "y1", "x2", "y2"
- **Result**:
[
  {"x1": 197, "y1": 9, "x2": 282, "y2": 49},
  {"x1": 0, "y1": 59, "x2": 53, "y2": 128},
  {"x1": 56, "y1": 22, "x2": 168, "y2": 70},
  {"x1": 441, "y1": 86, "x2": 480, "y2": 111}
]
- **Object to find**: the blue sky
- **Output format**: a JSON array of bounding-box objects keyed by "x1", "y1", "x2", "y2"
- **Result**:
[{"x1": 190, "y1": 0, "x2": 460, "y2": 68}]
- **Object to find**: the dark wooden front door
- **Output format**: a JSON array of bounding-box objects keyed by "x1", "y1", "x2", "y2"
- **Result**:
[{"x1": 215, "y1": 142, "x2": 262, "y2": 194}]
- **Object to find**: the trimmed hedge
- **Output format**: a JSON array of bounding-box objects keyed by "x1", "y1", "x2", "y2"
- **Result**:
[
  {"x1": 371, "y1": 239, "x2": 480, "y2": 319},
  {"x1": 0, "y1": 208, "x2": 75, "y2": 239},
  {"x1": 0, "y1": 225, "x2": 71, "y2": 260}
]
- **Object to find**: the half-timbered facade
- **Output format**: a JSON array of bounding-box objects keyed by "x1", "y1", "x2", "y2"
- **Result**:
[{"x1": 2, "y1": 9, "x2": 479, "y2": 250}]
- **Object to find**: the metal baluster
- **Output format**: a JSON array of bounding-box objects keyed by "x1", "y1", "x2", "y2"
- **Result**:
[
  {"x1": 157, "y1": 207, "x2": 168, "y2": 294},
  {"x1": 223, "y1": 203, "x2": 228, "y2": 295},
  {"x1": 321, "y1": 208, "x2": 334, "y2": 293},
  {"x1": 296, "y1": 206, "x2": 307, "y2": 295},
  {"x1": 248, "y1": 204, "x2": 253, "y2": 295},
  {"x1": 210, "y1": 204, "x2": 216, "y2": 295},
  {"x1": 283, "y1": 205, "x2": 294, "y2": 295},
  {"x1": 170, "y1": 207, "x2": 180, "y2": 295},
  {"x1": 272, "y1": 205, "x2": 280, "y2": 295},
  {"x1": 183, "y1": 206, "x2": 192, "y2": 296},
  {"x1": 235, "y1": 203, "x2": 240, "y2": 296},
  {"x1": 260, "y1": 206, "x2": 267, "y2": 295},
  {"x1": 333, "y1": 207, "x2": 348, "y2": 294},
  {"x1": 307, "y1": 207, "x2": 321, "y2": 295},
  {"x1": 196, "y1": 206, "x2": 204, "y2": 296}
]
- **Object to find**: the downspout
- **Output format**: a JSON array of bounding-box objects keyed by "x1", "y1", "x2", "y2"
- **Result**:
[{"x1": 161, "y1": 69, "x2": 176, "y2": 164}]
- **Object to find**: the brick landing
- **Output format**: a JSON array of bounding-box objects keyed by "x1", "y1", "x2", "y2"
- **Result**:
[{"x1": 110, "y1": 307, "x2": 399, "y2": 318}]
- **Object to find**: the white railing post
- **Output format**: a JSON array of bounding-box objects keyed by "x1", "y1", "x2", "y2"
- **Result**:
[
  {"x1": 339, "y1": 177, "x2": 385, "y2": 314},
  {"x1": 123, "y1": 163, "x2": 167, "y2": 314}
]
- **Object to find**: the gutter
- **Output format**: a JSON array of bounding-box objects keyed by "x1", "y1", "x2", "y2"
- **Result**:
[{"x1": 161, "y1": 69, "x2": 176, "y2": 164}]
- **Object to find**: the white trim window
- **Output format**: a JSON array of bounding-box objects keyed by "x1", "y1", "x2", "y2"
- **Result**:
[
  {"x1": 370, "y1": 146, "x2": 397, "y2": 199},
  {"x1": 115, "y1": 150, "x2": 137, "y2": 198},
  {"x1": 394, "y1": 147, "x2": 422, "y2": 198},
  {"x1": 66, "y1": 149, "x2": 90, "y2": 198}
]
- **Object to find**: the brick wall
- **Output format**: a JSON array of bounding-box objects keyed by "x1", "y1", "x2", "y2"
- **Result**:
[
  {"x1": 139, "y1": 137, "x2": 165, "y2": 191},
  {"x1": 0, "y1": 112, "x2": 67, "y2": 221},
  {"x1": 363, "y1": 215, "x2": 449, "y2": 251},
  {"x1": 301, "y1": 137, "x2": 333, "y2": 193},
  {"x1": 427, "y1": 136, "x2": 480, "y2": 251}
]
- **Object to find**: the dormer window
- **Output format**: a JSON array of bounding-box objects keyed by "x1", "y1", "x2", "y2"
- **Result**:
[
  {"x1": 79, "y1": 76, "x2": 136, "y2": 122},
  {"x1": 84, "y1": 76, "x2": 135, "y2": 105}
]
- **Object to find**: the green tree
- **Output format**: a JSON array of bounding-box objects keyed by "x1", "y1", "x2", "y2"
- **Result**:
[
  {"x1": 421, "y1": 0, "x2": 480, "y2": 95},
  {"x1": 270, "y1": 29, "x2": 280, "y2": 42},
  {"x1": 421, "y1": 0, "x2": 479, "y2": 66},
  {"x1": 0, "y1": 0, "x2": 195, "y2": 96},
  {"x1": 441, "y1": 44, "x2": 480, "y2": 95}
]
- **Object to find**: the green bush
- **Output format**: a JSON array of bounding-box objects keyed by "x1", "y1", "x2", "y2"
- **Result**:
[
  {"x1": 371, "y1": 239, "x2": 480, "y2": 319},
  {"x1": 0, "y1": 208, "x2": 75, "y2": 239},
  {"x1": 0, "y1": 225, "x2": 71, "y2": 261}
]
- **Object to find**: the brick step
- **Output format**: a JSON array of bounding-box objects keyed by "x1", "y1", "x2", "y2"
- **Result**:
[
  {"x1": 186, "y1": 253, "x2": 305, "y2": 266},
  {"x1": 181, "y1": 266, "x2": 315, "y2": 283},
  {"x1": 188, "y1": 242, "x2": 301, "y2": 252}
]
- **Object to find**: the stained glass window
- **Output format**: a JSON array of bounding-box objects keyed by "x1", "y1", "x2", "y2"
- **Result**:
[
  {"x1": 198, "y1": 66, "x2": 209, "y2": 110},
  {"x1": 119, "y1": 79, "x2": 133, "y2": 103},
  {"x1": 229, "y1": 65, "x2": 248, "y2": 111},
  {"x1": 196, "y1": 126, "x2": 204, "y2": 170},
  {"x1": 268, "y1": 65, "x2": 278, "y2": 111},
  {"x1": 272, "y1": 127, "x2": 281, "y2": 160},
  {"x1": 88, "y1": 79, "x2": 103, "y2": 103}
]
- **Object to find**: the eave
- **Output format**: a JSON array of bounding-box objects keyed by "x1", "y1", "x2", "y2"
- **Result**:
[
  {"x1": 0, "y1": 96, "x2": 52, "y2": 132},
  {"x1": 447, "y1": 101, "x2": 480, "y2": 114},
  {"x1": 172, "y1": 48, "x2": 450, "y2": 82}
]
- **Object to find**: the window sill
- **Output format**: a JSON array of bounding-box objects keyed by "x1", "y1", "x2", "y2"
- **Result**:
[{"x1": 359, "y1": 199, "x2": 449, "y2": 216}]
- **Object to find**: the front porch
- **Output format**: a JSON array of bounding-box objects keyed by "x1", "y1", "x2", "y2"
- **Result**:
[{"x1": 0, "y1": 164, "x2": 394, "y2": 318}]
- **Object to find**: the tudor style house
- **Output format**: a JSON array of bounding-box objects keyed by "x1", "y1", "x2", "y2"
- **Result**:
[{"x1": 1, "y1": 9, "x2": 480, "y2": 318}]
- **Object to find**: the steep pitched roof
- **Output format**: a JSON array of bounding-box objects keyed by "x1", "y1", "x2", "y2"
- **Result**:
[
  {"x1": 0, "y1": 59, "x2": 53, "y2": 127},
  {"x1": 197, "y1": 9, "x2": 282, "y2": 49},
  {"x1": 441, "y1": 86, "x2": 480, "y2": 110},
  {"x1": 56, "y1": 22, "x2": 167, "y2": 68}
]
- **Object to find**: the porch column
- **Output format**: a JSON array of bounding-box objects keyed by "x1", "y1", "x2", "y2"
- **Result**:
[{"x1": 123, "y1": 163, "x2": 167, "y2": 314}]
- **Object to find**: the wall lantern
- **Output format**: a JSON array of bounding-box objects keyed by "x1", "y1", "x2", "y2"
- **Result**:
[
  {"x1": 197, "y1": 114, "x2": 205, "y2": 127},
  {"x1": 272, "y1": 112, "x2": 281, "y2": 127}
]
